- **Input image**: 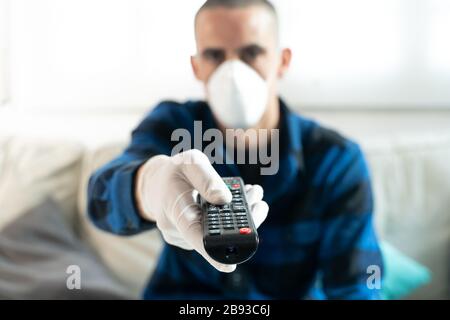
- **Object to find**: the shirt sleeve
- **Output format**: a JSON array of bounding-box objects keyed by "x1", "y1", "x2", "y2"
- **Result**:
[
  {"x1": 86, "y1": 102, "x2": 182, "y2": 236},
  {"x1": 318, "y1": 142, "x2": 384, "y2": 300}
]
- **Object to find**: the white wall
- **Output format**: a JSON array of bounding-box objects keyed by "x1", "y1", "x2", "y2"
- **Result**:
[
  {"x1": 278, "y1": 0, "x2": 450, "y2": 109},
  {"x1": 8, "y1": 0, "x2": 205, "y2": 112},
  {"x1": 2, "y1": 0, "x2": 450, "y2": 113},
  {"x1": 0, "y1": 0, "x2": 9, "y2": 105}
]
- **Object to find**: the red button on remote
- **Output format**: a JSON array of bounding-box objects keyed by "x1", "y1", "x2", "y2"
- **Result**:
[
  {"x1": 239, "y1": 228, "x2": 252, "y2": 235},
  {"x1": 232, "y1": 184, "x2": 240, "y2": 189}
]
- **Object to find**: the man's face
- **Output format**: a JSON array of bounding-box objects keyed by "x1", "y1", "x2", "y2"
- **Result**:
[{"x1": 192, "y1": 6, "x2": 291, "y2": 107}]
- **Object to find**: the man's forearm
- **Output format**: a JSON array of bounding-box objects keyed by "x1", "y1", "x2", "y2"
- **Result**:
[{"x1": 87, "y1": 158, "x2": 157, "y2": 235}]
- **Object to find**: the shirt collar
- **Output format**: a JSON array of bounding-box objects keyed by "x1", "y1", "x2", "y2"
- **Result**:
[
  {"x1": 278, "y1": 98, "x2": 305, "y2": 174},
  {"x1": 199, "y1": 98, "x2": 306, "y2": 174}
]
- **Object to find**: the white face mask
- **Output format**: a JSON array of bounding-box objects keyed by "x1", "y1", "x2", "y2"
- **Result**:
[{"x1": 206, "y1": 60, "x2": 269, "y2": 129}]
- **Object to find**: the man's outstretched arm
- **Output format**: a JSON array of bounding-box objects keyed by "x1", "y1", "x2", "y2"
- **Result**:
[{"x1": 87, "y1": 103, "x2": 176, "y2": 235}]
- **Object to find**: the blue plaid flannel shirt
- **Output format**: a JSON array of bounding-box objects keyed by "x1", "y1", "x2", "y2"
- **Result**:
[{"x1": 87, "y1": 99, "x2": 383, "y2": 300}]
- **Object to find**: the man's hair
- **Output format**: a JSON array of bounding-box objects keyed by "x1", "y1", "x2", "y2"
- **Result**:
[
  {"x1": 195, "y1": 0, "x2": 278, "y2": 28},
  {"x1": 198, "y1": 0, "x2": 277, "y2": 14}
]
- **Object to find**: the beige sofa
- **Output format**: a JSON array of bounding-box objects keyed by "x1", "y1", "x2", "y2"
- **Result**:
[{"x1": 0, "y1": 134, "x2": 449, "y2": 299}]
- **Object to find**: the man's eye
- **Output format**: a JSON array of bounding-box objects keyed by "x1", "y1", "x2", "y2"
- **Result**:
[
  {"x1": 241, "y1": 47, "x2": 264, "y2": 63},
  {"x1": 204, "y1": 51, "x2": 225, "y2": 64}
]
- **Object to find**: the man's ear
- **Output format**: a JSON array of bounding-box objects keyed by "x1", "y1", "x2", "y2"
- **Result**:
[
  {"x1": 191, "y1": 55, "x2": 202, "y2": 81},
  {"x1": 277, "y1": 48, "x2": 292, "y2": 78}
]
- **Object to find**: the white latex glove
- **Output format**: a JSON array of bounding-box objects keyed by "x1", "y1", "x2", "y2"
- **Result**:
[{"x1": 136, "y1": 149, "x2": 269, "y2": 273}]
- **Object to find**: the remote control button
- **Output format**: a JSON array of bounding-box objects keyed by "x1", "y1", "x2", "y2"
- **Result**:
[
  {"x1": 236, "y1": 212, "x2": 247, "y2": 216},
  {"x1": 223, "y1": 224, "x2": 234, "y2": 230},
  {"x1": 209, "y1": 230, "x2": 221, "y2": 236},
  {"x1": 239, "y1": 228, "x2": 252, "y2": 235},
  {"x1": 231, "y1": 184, "x2": 240, "y2": 190}
]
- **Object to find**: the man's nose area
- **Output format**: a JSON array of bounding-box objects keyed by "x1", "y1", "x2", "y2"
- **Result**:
[
  {"x1": 224, "y1": 51, "x2": 241, "y2": 61},
  {"x1": 205, "y1": 52, "x2": 243, "y2": 81}
]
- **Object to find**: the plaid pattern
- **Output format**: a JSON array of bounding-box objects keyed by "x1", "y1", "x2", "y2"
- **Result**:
[{"x1": 87, "y1": 99, "x2": 383, "y2": 299}]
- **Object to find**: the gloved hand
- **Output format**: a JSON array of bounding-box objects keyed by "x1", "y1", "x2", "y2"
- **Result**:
[{"x1": 136, "y1": 149, "x2": 269, "y2": 273}]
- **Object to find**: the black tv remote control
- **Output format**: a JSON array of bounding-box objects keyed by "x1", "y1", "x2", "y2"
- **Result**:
[{"x1": 198, "y1": 177, "x2": 259, "y2": 265}]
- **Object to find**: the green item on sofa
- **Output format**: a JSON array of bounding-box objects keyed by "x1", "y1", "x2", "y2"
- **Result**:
[{"x1": 380, "y1": 241, "x2": 432, "y2": 300}]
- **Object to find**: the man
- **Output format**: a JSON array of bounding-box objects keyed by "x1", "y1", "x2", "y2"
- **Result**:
[{"x1": 88, "y1": 0, "x2": 383, "y2": 299}]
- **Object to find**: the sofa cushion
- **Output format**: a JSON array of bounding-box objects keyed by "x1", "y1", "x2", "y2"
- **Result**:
[
  {"x1": 0, "y1": 198, "x2": 130, "y2": 299},
  {"x1": 0, "y1": 136, "x2": 83, "y2": 231},
  {"x1": 77, "y1": 143, "x2": 163, "y2": 299},
  {"x1": 380, "y1": 241, "x2": 432, "y2": 300},
  {"x1": 363, "y1": 135, "x2": 450, "y2": 299}
]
